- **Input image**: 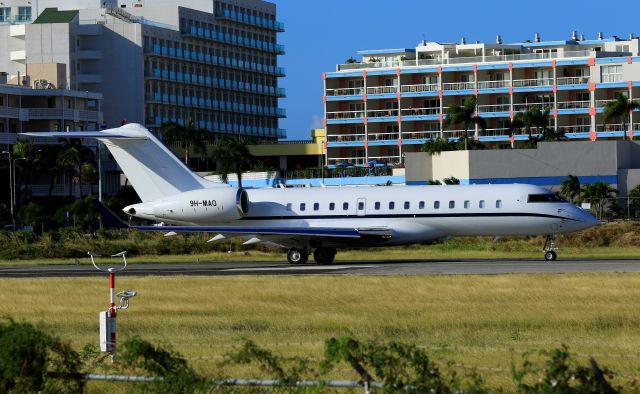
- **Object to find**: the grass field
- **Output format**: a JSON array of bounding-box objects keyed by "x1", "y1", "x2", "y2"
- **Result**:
[{"x1": 2, "y1": 273, "x2": 640, "y2": 390}]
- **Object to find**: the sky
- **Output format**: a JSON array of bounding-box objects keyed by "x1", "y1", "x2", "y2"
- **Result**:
[{"x1": 274, "y1": 0, "x2": 640, "y2": 140}]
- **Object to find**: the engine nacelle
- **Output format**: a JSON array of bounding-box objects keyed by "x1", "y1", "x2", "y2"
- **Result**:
[{"x1": 148, "y1": 188, "x2": 249, "y2": 224}]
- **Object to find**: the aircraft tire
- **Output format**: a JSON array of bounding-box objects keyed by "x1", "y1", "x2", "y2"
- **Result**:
[
  {"x1": 287, "y1": 248, "x2": 308, "y2": 264},
  {"x1": 313, "y1": 248, "x2": 336, "y2": 265},
  {"x1": 544, "y1": 250, "x2": 557, "y2": 261}
]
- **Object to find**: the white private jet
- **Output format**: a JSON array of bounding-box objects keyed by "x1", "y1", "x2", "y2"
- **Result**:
[{"x1": 24, "y1": 123, "x2": 598, "y2": 264}]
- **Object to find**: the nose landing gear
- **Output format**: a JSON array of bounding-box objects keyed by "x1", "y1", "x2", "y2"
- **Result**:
[{"x1": 543, "y1": 235, "x2": 558, "y2": 261}]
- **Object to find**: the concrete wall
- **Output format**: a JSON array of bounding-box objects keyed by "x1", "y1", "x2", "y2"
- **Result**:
[{"x1": 405, "y1": 141, "x2": 640, "y2": 195}]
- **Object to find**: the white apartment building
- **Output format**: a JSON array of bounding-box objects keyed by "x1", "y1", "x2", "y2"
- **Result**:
[
  {"x1": 324, "y1": 33, "x2": 640, "y2": 166},
  {"x1": 0, "y1": 0, "x2": 285, "y2": 147}
]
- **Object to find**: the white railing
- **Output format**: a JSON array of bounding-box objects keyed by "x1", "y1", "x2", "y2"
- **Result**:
[
  {"x1": 597, "y1": 123, "x2": 626, "y2": 132},
  {"x1": 512, "y1": 78, "x2": 554, "y2": 87},
  {"x1": 477, "y1": 80, "x2": 510, "y2": 89},
  {"x1": 400, "y1": 83, "x2": 439, "y2": 93},
  {"x1": 368, "y1": 132, "x2": 399, "y2": 141},
  {"x1": 513, "y1": 102, "x2": 552, "y2": 111},
  {"x1": 556, "y1": 76, "x2": 590, "y2": 85},
  {"x1": 480, "y1": 128, "x2": 510, "y2": 137},
  {"x1": 326, "y1": 110, "x2": 365, "y2": 119},
  {"x1": 560, "y1": 125, "x2": 591, "y2": 133},
  {"x1": 327, "y1": 133, "x2": 365, "y2": 142},
  {"x1": 556, "y1": 100, "x2": 590, "y2": 110},
  {"x1": 400, "y1": 107, "x2": 442, "y2": 116},
  {"x1": 368, "y1": 109, "x2": 398, "y2": 118},
  {"x1": 477, "y1": 104, "x2": 510, "y2": 113},
  {"x1": 367, "y1": 85, "x2": 397, "y2": 95},
  {"x1": 442, "y1": 81, "x2": 474, "y2": 91},
  {"x1": 27, "y1": 108, "x2": 64, "y2": 118},
  {"x1": 443, "y1": 129, "x2": 466, "y2": 138},
  {"x1": 326, "y1": 87, "x2": 364, "y2": 96},
  {"x1": 402, "y1": 131, "x2": 440, "y2": 140}
]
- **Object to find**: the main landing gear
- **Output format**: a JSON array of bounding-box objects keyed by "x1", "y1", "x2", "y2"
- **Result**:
[
  {"x1": 286, "y1": 247, "x2": 337, "y2": 265},
  {"x1": 543, "y1": 235, "x2": 558, "y2": 261}
]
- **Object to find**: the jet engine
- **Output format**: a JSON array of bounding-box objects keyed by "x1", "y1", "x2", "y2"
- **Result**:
[{"x1": 130, "y1": 188, "x2": 250, "y2": 224}]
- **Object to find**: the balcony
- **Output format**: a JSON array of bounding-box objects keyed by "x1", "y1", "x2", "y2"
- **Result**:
[
  {"x1": 215, "y1": 9, "x2": 284, "y2": 32},
  {"x1": 368, "y1": 132, "x2": 399, "y2": 141},
  {"x1": 556, "y1": 76, "x2": 590, "y2": 85},
  {"x1": 556, "y1": 100, "x2": 590, "y2": 110},
  {"x1": 327, "y1": 157, "x2": 366, "y2": 166},
  {"x1": 326, "y1": 87, "x2": 364, "y2": 96},
  {"x1": 401, "y1": 83, "x2": 439, "y2": 93},
  {"x1": 477, "y1": 104, "x2": 510, "y2": 113},
  {"x1": 327, "y1": 133, "x2": 365, "y2": 142},
  {"x1": 367, "y1": 85, "x2": 397, "y2": 95},
  {"x1": 513, "y1": 102, "x2": 551, "y2": 111},
  {"x1": 400, "y1": 107, "x2": 442, "y2": 116},
  {"x1": 477, "y1": 80, "x2": 510, "y2": 89},
  {"x1": 442, "y1": 82, "x2": 474, "y2": 91},
  {"x1": 512, "y1": 78, "x2": 554, "y2": 88},
  {"x1": 326, "y1": 110, "x2": 364, "y2": 120},
  {"x1": 368, "y1": 109, "x2": 399, "y2": 118}
]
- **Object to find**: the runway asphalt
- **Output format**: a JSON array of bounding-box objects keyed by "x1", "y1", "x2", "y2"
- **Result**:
[{"x1": 1, "y1": 258, "x2": 640, "y2": 278}]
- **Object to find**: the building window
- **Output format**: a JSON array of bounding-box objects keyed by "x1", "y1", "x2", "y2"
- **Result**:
[
  {"x1": 389, "y1": 201, "x2": 395, "y2": 210},
  {"x1": 343, "y1": 202, "x2": 349, "y2": 210},
  {"x1": 479, "y1": 200, "x2": 485, "y2": 208},
  {"x1": 0, "y1": 7, "x2": 10, "y2": 22},
  {"x1": 374, "y1": 201, "x2": 380, "y2": 210},
  {"x1": 419, "y1": 201, "x2": 425, "y2": 209},
  {"x1": 434, "y1": 201, "x2": 440, "y2": 209},
  {"x1": 404, "y1": 201, "x2": 410, "y2": 209},
  {"x1": 313, "y1": 203, "x2": 319, "y2": 211},
  {"x1": 464, "y1": 200, "x2": 470, "y2": 209},
  {"x1": 496, "y1": 200, "x2": 502, "y2": 208},
  {"x1": 17, "y1": 6, "x2": 31, "y2": 22},
  {"x1": 601, "y1": 65, "x2": 623, "y2": 83},
  {"x1": 329, "y1": 202, "x2": 335, "y2": 211},
  {"x1": 449, "y1": 201, "x2": 455, "y2": 209},
  {"x1": 300, "y1": 203, "x2": 306, "y2": 211}
]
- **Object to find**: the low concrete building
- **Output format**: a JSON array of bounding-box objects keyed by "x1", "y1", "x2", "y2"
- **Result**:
[{"x1": 405, "y1": 141, "x2": 640, "y2": 196}]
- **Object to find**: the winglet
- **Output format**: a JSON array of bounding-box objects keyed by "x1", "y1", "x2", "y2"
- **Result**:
[{"x1": 93, "y1": 199, "x2": 130, "y2": 229}]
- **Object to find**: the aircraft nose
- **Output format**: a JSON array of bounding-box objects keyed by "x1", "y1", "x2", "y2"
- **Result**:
[{"x1": 575, "y1": 208, "x2": 599, "y2": 230}]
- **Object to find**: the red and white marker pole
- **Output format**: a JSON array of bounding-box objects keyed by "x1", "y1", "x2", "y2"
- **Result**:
[{"x1": 108, "y1": 268, "x2": 117, "y2": 352}]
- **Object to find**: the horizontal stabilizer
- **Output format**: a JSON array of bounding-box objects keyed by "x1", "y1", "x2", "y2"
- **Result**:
[{"x1": 21, "y1": 131, "x2": 147, "y2": 139}]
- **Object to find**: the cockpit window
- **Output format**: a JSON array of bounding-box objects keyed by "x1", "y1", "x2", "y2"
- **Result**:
[{"x1": 528, "y1": 193, "x2": 565, "y2": 203}]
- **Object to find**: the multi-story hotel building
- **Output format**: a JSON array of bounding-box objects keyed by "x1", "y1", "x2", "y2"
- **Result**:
[
  {"x1": 323, "y1": 33, "x2": 640, "y2": 166},
  {"x1": 0, "y1": 0, "x2": 285, "y2": 143}
]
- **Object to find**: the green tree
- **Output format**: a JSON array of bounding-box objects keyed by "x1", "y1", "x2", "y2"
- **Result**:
[
  {"x1": 603, "y1": 92, "x2": 640, "y2": 141},
  {"x1": 56, "y1": 146, "x2": 80, "y2": 198},
  {"x1": 629, "y1": 184, "x2": 640, "y2": 215},
  {"x1": 581, "y1": 182, "x2": 617, "y2": 219},
  {"x1": 422, "y1": 137, "x2": 456, "y2": 156},
  {"x1": 444, "y1": 96, "x2": 486, "y2": 150},
  {"x1": 560, "y1": 175, "x2": 582, "y2": 204},
  {"x1": 18, "y1": 202, "x2": 47, "y2": 233},
  {"x1": 161, "y1": 119, "x2": 210, "y2": 165},
  {"x1": 443, "y1": 176, "x2": 460, "y2": 185},
  {"x1": 12, "y1": 140, "x2": 40, "y2": 205},
  {"x1": 210, "y1": 136, "x2": 253, "y2": 188}
]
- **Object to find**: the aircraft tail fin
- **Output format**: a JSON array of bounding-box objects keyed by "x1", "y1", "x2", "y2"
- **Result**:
[{"x1": 23, "y1": 123, "x2": 209, "y2": 202}]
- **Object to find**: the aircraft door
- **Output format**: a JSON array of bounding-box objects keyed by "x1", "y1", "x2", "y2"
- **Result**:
[{"x1": 357, "y1": 198, "x2": 366, "y2": 217}]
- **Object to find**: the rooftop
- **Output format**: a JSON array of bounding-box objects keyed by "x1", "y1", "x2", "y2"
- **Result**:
[{"x1": 33, "y1": 8, "x2": 79, "y2": 24}]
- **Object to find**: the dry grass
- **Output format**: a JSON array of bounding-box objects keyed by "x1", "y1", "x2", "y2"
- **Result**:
[{"x1": 2, "y1": 274, "x2": 640, "y2": 390}]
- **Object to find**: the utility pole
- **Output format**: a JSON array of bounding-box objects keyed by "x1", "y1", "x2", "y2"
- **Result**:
[{"x1": 2, "y1": 150, "x2": 13, "y2": 229}]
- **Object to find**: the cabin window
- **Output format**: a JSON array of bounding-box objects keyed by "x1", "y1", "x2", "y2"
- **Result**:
[
  {"x1": 434, "y1": 201, "x2": 440, "y2": 209},
  {"x1": 449, "y1": 200, "x2": 455, "y2": 209},
  {"x1": 419, "y1": 201, "x2": 425, "y2": 209},
  {"x1": 479, "y1": 200, "x2": 485, "y2": 208},
  {"x1": 375, "y1": 201, "x2": 381, "y2": 210},
  {"x1": 286, "y1": 203, "x2": 292, "y2": 211},
  {"x1": 404, "y1": 201, "x2": 410, "y2": 209},
  {"x1": 496, "y1": 200, "x2": 502, "y2": 208},
  {"x1": 313, "y1": 202, "x2": 319, "y2": 211},
  {"x1": 389, "y1": 201, "x2": 395, "y2": 210},
  {"x1": 528, "y1": 194, "x2": 565, "y2": 203},
  {"x1": 358, "y1": 201, "x2": 364, "y2": 210},
  {"x1": 329, "y1": 202, "x2": 335, "y2": 211},
  {"x1": 464, "y1": 200, "x2": 470, "y2": 209},
  {"x1": 343, "y1": 202, "x2": 349, "y2": 210},
  {"x1": 300, "y1": 203, "x2": 306, "y2": 211}
]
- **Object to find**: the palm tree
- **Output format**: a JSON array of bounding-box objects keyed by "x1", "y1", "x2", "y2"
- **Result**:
[
  {"x1": 514, "y1": 106, "x2": 542, "y2": 141},
  {"x1": 210, "y1": 136, "x2": 253, "y2": 188},
  {"x1": 580, "y1": 182, "x2": 617, "y2": 219},
  {"x1": 559, "y1": 174, "x2": 581, "y2": 204},
  {"x1": 444, "y1": 96, "x2": 486, "y2": 150},
  {"x1": 161, "y1": 119, "x2": 210, "y2": 165},
  {"x1": 603, "y1": 92, "x2": 640, "y2": 140},
  {"x1": 12, "y1": 140, "x2": 39, "y2": 205},
  {"x1": 56, "y1": 146, "x2": 80, "y2": 198},
  {"x1": 422, "y1": 137, "x2": 455, "y2": 156}
]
